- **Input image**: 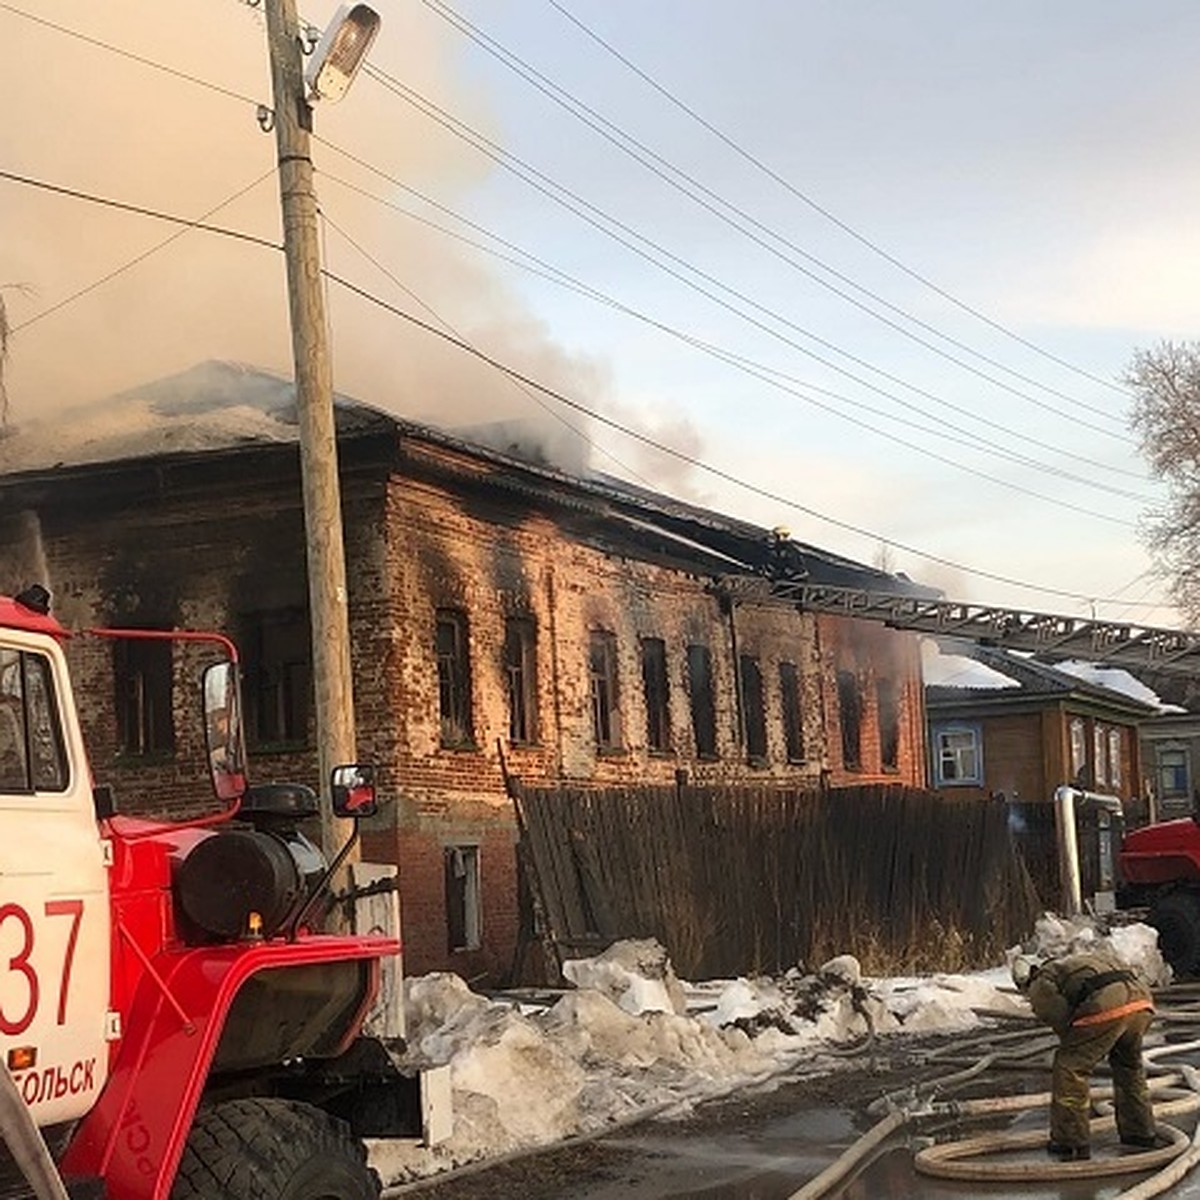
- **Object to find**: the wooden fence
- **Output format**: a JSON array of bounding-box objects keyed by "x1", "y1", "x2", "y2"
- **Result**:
[{"x1": 513, "y1": 783, "x2": 1042, "y2": 981}]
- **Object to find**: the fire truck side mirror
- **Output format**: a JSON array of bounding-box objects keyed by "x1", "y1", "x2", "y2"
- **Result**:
[
  {"x1": 203, "y1": 661, "x2": 248, "y2": 805},
  {"x1": 331, "y1": 763, "x2": 377, "y2": 818}
]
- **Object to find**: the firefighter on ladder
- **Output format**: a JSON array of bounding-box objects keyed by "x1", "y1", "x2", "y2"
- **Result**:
[{"x1": 1011, "y1": 949, "x2": 1157, "y2": 1161}]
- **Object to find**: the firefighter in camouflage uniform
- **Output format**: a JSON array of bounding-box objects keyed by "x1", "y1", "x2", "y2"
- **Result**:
[{"x1": 1012, "y1": 948, "x2": 1156, "y2": 1161}]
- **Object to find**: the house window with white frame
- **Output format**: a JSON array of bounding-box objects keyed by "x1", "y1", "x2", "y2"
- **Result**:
[
  {"x1": 1093, "y1": 724, "x2": 1108, "y2": 788},
  {"x1": 1069, "y1": 718, "x2": 1087, "y2": 784},
  {"x1": 934, "y1": 724, "x2": 982, "y2": 786},
  {"x1": 1157, "y1": 744, "x2": 1190, "y2": 804},
  {"x1": 1107, "y1": 727, "x2": 1122, "y2": 791}
]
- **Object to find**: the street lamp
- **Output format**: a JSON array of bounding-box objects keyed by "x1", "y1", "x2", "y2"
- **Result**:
[{"x1": 306, "y1": 5, "x2": 382, "y2": 103}]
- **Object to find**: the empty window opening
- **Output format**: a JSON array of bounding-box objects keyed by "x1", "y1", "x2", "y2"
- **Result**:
[
  {"x1": 504, "y1": 617, "x2": 538, "y2": 745},
  {"x1": 686, "y1": 644, "x2": 717, "y2": 758},
  {"x1": 589, "y1": 630, "x2": 620, "y2": 749},
  {"x1": 245, "y1": 609, "x2": 311, "y2": 748},
  {"x1": 877, "y1": 677, "x2": 901, "y2": 771},
  {"x1": 779, "y1": 662, "x2": 805, "y2": 763},
  {"x1": 739, "y1": 655, "x2": 767, "y2": 764},
  {"x1": 640, "y1": 637, "x2": 671, "y2": 752},
  {"x1": 114, "y1": 634, "x2": 174, "y2": 756},
  {"x1": 436, "y1": 609, "x2": 474, "y2": 748},
  {"x1": 445, "y1": 845, "x2": 481, "y2": 952},
  {"x1": 836, "y1": 669, "x2": 862, "y2": 771}
]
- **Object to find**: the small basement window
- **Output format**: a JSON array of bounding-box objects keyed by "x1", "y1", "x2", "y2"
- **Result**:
[{"x1": 445, "y1": 845, "x2": 481, "y2": 952}]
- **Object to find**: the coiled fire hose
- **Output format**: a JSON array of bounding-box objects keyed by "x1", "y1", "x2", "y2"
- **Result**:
[{"x1": 788, "y1": 992, "x2": 1200, "y2": 1200}]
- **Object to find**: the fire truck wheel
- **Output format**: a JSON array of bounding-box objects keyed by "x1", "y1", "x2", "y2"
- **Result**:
[
  {"x1": 1149, "y1": 891, "x2": 1200, "y2": 978},
  {"x1": 172, "y1": 1097, "x2": 380, "y2": 1199}
]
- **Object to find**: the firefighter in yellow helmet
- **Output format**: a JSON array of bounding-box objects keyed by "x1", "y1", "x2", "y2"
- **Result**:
[{"x1": 1011, "y1": 949, "x2": 1156, "y2": 1160}]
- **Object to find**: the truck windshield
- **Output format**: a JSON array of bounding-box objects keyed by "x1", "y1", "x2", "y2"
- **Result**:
[{"x1": 0, "y1": 648, "x2": 68, "y2": 793}]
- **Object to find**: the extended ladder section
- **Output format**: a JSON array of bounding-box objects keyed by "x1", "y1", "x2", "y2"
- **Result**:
[{"x1": 723, "y1": 578, "x2": 1200, "y2": 677}]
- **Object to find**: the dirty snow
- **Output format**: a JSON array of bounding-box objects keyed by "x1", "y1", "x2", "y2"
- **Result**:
[
  {"x1": 921, "y1": 640, "x2": 1020, "y2": 690},
  {"x1": 1051, "y1": 660, "x2": 1176, "y2": 713},
  {"x1": 370, "y1": 921, "x2": 1163, "y2": 1188}
]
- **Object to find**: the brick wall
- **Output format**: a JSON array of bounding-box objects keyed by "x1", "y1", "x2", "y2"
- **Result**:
[
  {"x1": 8, "y1": 440, "x2": 927, "y2": 983},
  {"x1": 817, "y1": 613, "x2": 927, "y2": 787}
]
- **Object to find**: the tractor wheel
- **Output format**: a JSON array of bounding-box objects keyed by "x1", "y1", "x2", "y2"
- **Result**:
[
  {"x1": 1149, "y1": 891, "x2": 1200, "y2": 979},
  {"x1": 171, "y1": 1097, "x2": 380, "y2": 1200}
]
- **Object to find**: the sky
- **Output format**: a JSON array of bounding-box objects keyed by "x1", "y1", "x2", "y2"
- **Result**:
[
  {"x1": 2, "y1": 1, "x2": 1198, "y2": 626},
  {"x1": 369, "y1": 919, "x2": 1167, "y2": 1185}
]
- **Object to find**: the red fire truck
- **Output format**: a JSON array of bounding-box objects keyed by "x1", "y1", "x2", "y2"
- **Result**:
[{"x1": 0, "y1": 586, "x2": 443, "y2": 1198}]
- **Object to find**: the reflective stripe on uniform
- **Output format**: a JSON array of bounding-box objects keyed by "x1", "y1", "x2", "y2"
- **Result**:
[{"x1": 1071, "y1": 998, "x2": 1154, "y2": 1028}]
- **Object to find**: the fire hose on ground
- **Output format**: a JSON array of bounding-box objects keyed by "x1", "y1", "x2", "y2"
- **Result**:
[{"x1": 788, "y1": 995, "x2": 1200, "y2": 1200}]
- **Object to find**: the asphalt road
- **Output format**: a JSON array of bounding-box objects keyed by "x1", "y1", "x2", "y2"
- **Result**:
[{"x1": 393, "y1": 1014, "x2": 1200, "y2": 1200}]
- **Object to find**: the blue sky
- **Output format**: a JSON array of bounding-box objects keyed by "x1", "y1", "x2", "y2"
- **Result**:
[{"x1": 3, "y1": 1, "x2": 1198, "y2": 623}]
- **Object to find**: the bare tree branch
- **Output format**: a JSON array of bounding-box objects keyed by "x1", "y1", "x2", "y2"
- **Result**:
[{"x1": 1125, "y1": 340, "x2": 1200, "y2": 624}]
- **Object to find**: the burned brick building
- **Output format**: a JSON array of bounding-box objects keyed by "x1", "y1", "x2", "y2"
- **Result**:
[{"x1": 0, "y1": 364, "x2": 931, "y2": 981}]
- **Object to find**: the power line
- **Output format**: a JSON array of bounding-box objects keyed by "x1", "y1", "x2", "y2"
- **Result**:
[
  {"x1": 0, "y1": 169, "x2": 279, "y2": 257},
  {"x1": 545, "y1": 0, "x2": 1133, "y2": 401},
  {"x1": 365, "y1": 66, "x2": 1138, "y2": 451},
  {"x1": 0, "y1": 2, "x2": 261, "y2": 106},
  {"x1": 317, "y1": 164, "x2": 1154, "y2": 501},
  {"x1": 417, "y1": 0, "x2": 1127, "y2": 427},
  {"x1": 0, "y1": 169, "x2": 278, "y2": 251},
  {"x1": 0, "y1": 163, "x2": 1167, "y2": 608},
  {"x1": 11, "y1": 170, "x2": 275, "y2": 333},
  {"x1": 319, "y1": 208, "x2": 655, "y2": 487},
  {"x1": 316, "y1": 180, "x2": 1144, "y2": 521},
  {"x1": 0, "y1": 0, "x2": 1143, "y2": 476},
  {"x1": 323, "y1": 264, "x2": 1160, "y2": 607}
]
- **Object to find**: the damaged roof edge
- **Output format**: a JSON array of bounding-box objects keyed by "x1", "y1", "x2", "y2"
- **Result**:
[{"x1": 0, "y1": 373, "x2": 928, "y2": 599}]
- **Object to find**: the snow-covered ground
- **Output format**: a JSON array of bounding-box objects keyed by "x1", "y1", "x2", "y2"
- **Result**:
[{"x1": 371, "y1": 914, "x2": 1169, "y2": 1187}]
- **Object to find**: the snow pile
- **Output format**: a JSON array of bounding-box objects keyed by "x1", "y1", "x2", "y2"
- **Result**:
[
  {"x1": 1016, "y1": 912, "x2": 1171, "y2": 987},
  {"x1": 561, "y1": 937, "x2": 686, "y2": 1016},
  {"x1": 1051, "y1": 661, "x2": 1170, "y2": 712},
  {"x1": 370, "y1": 937, "x2": 1030, "y2": 1186},
  {"x1": 921, "y1": 640, "x2": 1020, "y2": 690}
]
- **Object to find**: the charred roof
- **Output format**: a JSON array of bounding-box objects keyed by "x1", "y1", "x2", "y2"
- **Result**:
[{"x1": 0, "y1": 361, "x2": 929, "y2": 599}]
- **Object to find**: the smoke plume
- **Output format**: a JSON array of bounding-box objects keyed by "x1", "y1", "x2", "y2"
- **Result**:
[{"x1": 1, "y1": 1, "x2": 669, "y2": 481}]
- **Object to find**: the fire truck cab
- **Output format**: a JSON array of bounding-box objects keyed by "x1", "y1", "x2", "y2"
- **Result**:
[{"x1": 0, "y1": 588, "x2": 443, "y2": 1199}]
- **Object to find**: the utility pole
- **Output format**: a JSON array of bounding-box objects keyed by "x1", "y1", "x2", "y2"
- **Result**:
[{"x1": 265, "y1": 0, "x2": 356, "y2": 860}]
